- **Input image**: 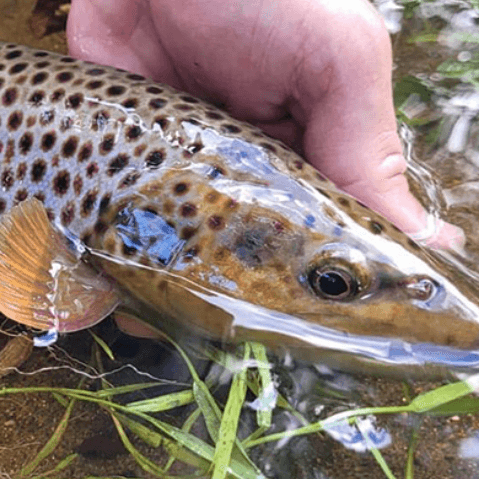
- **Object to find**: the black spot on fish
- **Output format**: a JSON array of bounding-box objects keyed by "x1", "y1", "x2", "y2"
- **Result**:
[
  {"x1": 208, "y1": 215, "x2": 225, "y2": 231},
  {"x1": 5, "y1": 50, "x2": 22, "y2": 59},
  {"x1": 16, "y1": 162, "x2": 26, "y2": 180},
  {"x1": 127, "y1": 73, "x2": 145, "y2": 81},
  {"x1": 50, "y1": 88, "x2": 65, "y2": 102},
  {"x1": 66, "y1": 93, "x2": 83, "y2": 109},
  {"x1": 0, "y1": 199, "x2": 6, "y2": 214},
  {"x1": 1, "y1": 168, "x2": 14, "y2": 189},
  {"x1": 181, "y1": 226, "x2": 197, "y2": 240},
  {"x1": 407, "y1": 238, "x2": 421, "y2": 251},
  {"x1": 31, "y1": 159, "x2": 47, "y2": 182},
  {"x1": 86, "y1": 162, "x2": 99, "y2": 178},
  {"x1": 183, "y1": 246, "x2": 199, "y2": 261},
  {"x1": 14, "y1": 188, "x2": 27, "y2": 203},
  {"x1": 34, "y1": 61, "x2": 50, "y2": 68},
  {"x1": 153, "y1": 116, "x2": 169, "y2": 130},
  {"x1": 173, "y1": 182, "x2": 189, "y2": 195},
  {"x1": 106, "y1": 85, "x2": 126, "y2": 96},
  {"x1": 145, "y1": 149, "x2": 165, "y2": 168},
  {"x1": 86, "y1": 68, "x2": 105, "y2": 76},
  {"x1": 99, "y1": 194, "x2": 111, "y2": 215},
  {"x1": 81, "y1": 190, "x2": 98, "y2": 217},
  {"x1": 56, "y1": 71, "x2": 73, "y2": 83},
  {"x1": 174, "y1": 103, "x2": 194, "y2": 111},
  {"x1": 180, "y1": 96, "x2": 199, "y2": 103},
  {"x1": 86, "y1": 80, "x2": 104, "y2": 90},
  {"x1": 41, "y1": 132, "x2": 56, "y2": 152},
  {"x1": 206, "y1": 111, "x2": 224, "y2": 120},
  {"x1": 149, "y1": 98, "x2": 167, "y2": 109},
  {"x1": 7, "y1": 111, "x2": 22, "y2": 131},
  {"x1": 61, "y1": 202, "x2": 75, "y2": 226},
  {"x1": 9, "y1": 62, "x2": 27, "y2": 74},
  {"x1": 73, "y1": 174, "x2": 83, "y2": 195},
  {"x1": 108, "y1": 154, "x2": 129, "y2": 175},
  {"x1": 94, "y1": 219, "x2": 108, "y2": 234},
  {"x1": 53, "y1": 170, "x2": 70, "y2": 196},
  {"x1": 2, "y1": 87, "x2": 17, "y2": 106},
  {"x1": 18, "y1": 133, "x2": 33, "y2": 154},
  {"x1": 29, "y1": 90, "x2": 45, "y2": 105},
  {"x1": 122, "y1": 98, "x2": 138, "y2": 109},
  {"x1": 260, "y1": 142, "x2": 278, "y2": 153},
  {"x1": 337, "y1": 197, "x2": 351, "y2": 209},
  {"x1": 78, "y1": 141, "x2": 93, "y2": 162},
  {"x1": 222, "y1": 124, "x2": 242, "y2": 134},
  {"x1": 119, "y1": 171, "x2": 141, "y2": 188},
  {"x1": 62, "y1": 136, "x2": 79, "y2": 157},
  {"x1": 146, "y1": 86, "x2": 163, "y2": 94},
  {"x1": 93, "y1": 111, "x2": 111, "y2": 131},
  {"x1": 99, "y1": 134, "x2": 115, "y2": 155},
  {"x1": 31, "y1": 71, "x2": 48, "y2": 85},
  {"x1": 180, "y1": 203, "x2": 197, "y2": 217},
  {"x1": 126, "y1": 125, "x2": 142, "y2": 141},
  {"x1": 60, "y1": 56, "x2": 76, "y2": 63}
]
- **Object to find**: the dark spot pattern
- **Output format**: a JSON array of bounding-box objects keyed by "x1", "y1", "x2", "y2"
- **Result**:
[
  {"x1": 29, "y1": 90, "x2": 45, "y2": 105},
  {"x1": 0, "y1": 199, "x2": 6, "y2": 214},
  {"x1": 33, "y1": 192, "x2": 45, "y2": 203},
  {"x1": 62, "y1": 136, "x2": 79, "y2": 157},
  {"x1": 41, "y1": 132, "x2": 56, "y2": 151},
  {"x1": 93, "y1": 111, "x2": 111, "y2": 131},
  {"x1": 14, "y1": 189, "x2": 28, "y2": 202},
  {"x1": 53, "y1": 170, "x2": 70, "y2": 196},
  {"x1": 222, "y1": 124, "x2": 242, "y2": 134},
  {"x1": 86, "y1": 68, "x2": 105, "y2": 76},
  {"x1": 126, "y1": 125, "x2": 142, "y2": 141},
  {"x1": 149, "y1": 98, "x2": 167, "y2": 109},
  {"x1": 99, "y1": 194, "x2": 111, "y2": 214},
  {"x1": 31, "y1": 71, "x2": 48, "y2": 85},
  {"x1": 206, "y1": 111, "x2": 224, "y2": 120},
  {"x1": 78, "y1": 142, "x2": 93, "y2": 162},
  {"x1": 56, "y1": 71, "x2": 73, "y2": 83},
  {"x1": 127, "y1": 73, "x2": 145, "y2": 81},
  {"x1": 260, "y1": 142, "x2": 278, "y2": 153},
  {"x1": 86, "y1": 162, "x2": 99, "y2": 178},
  {"x1": 9, "y1": 63, "x2": 28, "y2": 74},
  {"x1": 5, "y1": 50, "x2": 22, "y2": 59},
  {"x1": 183, "y1": 246, "x2": 199, "y2": 261},
  {"x1": 61, "y1": 203, "x2": 75, "y2": 226},
  {"x1": 16, "y1": 163, "x2": 27, "y2": 180},
  {"x1": 66, "y1": 93, "x2": 83, "y2": 109},
  {"x1": 180, "y1": 203, "x2": 197, "y2": 217},
  {"x1": 122, "y1": 98, "x2": 138, "y2": 108},
  {"x1": 2, "y1": 87, "x2": 17, "y2": 106},
  {"x1": 81, "y1": 190, "x2": 98, "y2": 217},
  {"x1": 208, "y1": 215, "x2": 225, "y2": 230},
  {"x1": 107, "y1": 154, "x2": 129, "y2": 175},
  {"x1": 86, "y1": 80, "x2": 104, "y2": 90},
  {"x1": 146, "y1": 86, "x2": 163, "y2": 94},
  {"x1": 1, "y1": 169, "x2": 14, "y2": 189},
  {"x1": 180, "y1": 96, "x2": 199, "y2": 103},
  {"x1": 337, "y1": 197, "x2": 350, "y2": 209},
  {"x1": 73, "y1": 174, "x2": 83, "y2": 195},
  {"x1": 50, "y1": 88, "x2": 65, "y2": 102},
  {"x1": 106, "y1": 85, "x2": 126, "y2": 96},
  {"x1": 33, "y1": 51, "x2": 48, "y2": 58},
  {"x1": 39, "y1": 110, "x2": 54, "y2": 125},
  {"x1": 7, "y1": 110, "x2": 22, "y2": 131},
  {"x1": 174, "y1": 182, "x2": 189, "y2": 195},
  {"x1": 174, "y1": 104, "x2": 194, "y2": 111},
  {"x1": 99, "y1": 134, "x2": 115, "y2": 155},
  {"x1": 34, "y1": 61, "x2": 50, "y2": 68},
  {"x1": 145, "y1": 150, "x2": 165, "y2": 168},
  {"x1": 181, "y1": 227, "x2": 197, "y2": 240},
  {"x1": 31, "y1": 160, "x2": 47, "y2": 182},
  {"x1": 119, "y1": 171, "x2": 141, "y2": 188},
  {"x1": 18, "y1": 133, "x2": 33, "y2": 154}
]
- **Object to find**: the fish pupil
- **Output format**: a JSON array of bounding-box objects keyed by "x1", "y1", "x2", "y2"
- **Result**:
[{"x1": 319, "y1": 272, "x2": 348, "y2": 296}]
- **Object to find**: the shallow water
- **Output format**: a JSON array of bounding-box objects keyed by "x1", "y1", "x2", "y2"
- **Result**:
[{"x1": 3, "y1": 1, "x2": 479, "y2": 478}]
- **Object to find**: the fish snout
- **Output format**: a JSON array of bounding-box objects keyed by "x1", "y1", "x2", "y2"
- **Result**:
[{"x1": 399, "y1": 275, "x2": 439, "y2": 303}]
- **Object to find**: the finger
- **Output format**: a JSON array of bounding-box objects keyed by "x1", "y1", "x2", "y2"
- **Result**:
[{"x1": 67, "y1": 0, "x2": 179, "y2": 84}]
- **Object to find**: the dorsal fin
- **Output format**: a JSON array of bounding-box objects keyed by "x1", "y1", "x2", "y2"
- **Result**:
[{"x1": 0, "y1": 198, "x2": 120, "y2": 332}]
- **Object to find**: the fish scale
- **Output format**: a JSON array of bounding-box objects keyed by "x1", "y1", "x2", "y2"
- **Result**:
[{"x1": 1, "y1": 41, "x2": 479, "y2": 375}]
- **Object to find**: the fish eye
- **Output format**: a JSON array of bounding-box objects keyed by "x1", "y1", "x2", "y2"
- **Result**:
[{"x1": 308, "y1": 267, "x2": 357, "y2": 300}]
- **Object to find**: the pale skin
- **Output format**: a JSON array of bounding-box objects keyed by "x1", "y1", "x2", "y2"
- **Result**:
[{"x1": 67, "y1": 0, "x2": 463, "y2": 250}]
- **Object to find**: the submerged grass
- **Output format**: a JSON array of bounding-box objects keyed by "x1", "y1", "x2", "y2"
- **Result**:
[{"x1": 3, "y1": 330, "x2": 479, "y2": 479}]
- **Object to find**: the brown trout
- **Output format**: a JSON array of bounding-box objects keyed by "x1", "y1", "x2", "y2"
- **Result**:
[{"x1": 1, "y1": 41, "x2": 479, "y2": 373}]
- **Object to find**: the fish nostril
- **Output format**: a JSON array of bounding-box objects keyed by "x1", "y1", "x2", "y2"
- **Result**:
[{"x1": 402, "y1": 276, "x2": 438, "y2": 301}]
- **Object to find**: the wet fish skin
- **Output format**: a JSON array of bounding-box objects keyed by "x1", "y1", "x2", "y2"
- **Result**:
[{"x1": 0, "y1": 41, "x2": 479, "y2": 357}]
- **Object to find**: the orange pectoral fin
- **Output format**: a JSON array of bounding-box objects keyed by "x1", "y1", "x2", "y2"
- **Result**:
[{"x1": 0, "y1": 198, "x2": 120, "y2": 332}]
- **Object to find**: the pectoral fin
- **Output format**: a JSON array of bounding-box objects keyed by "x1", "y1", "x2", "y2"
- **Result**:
[{"x1": 0, "y1": 198, "x2": 120, "y2": 332}]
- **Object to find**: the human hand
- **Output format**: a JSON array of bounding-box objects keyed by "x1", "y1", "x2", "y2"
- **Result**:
[{"x1": 67, "y1": 0, "x2": 464, "y2": 250}]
